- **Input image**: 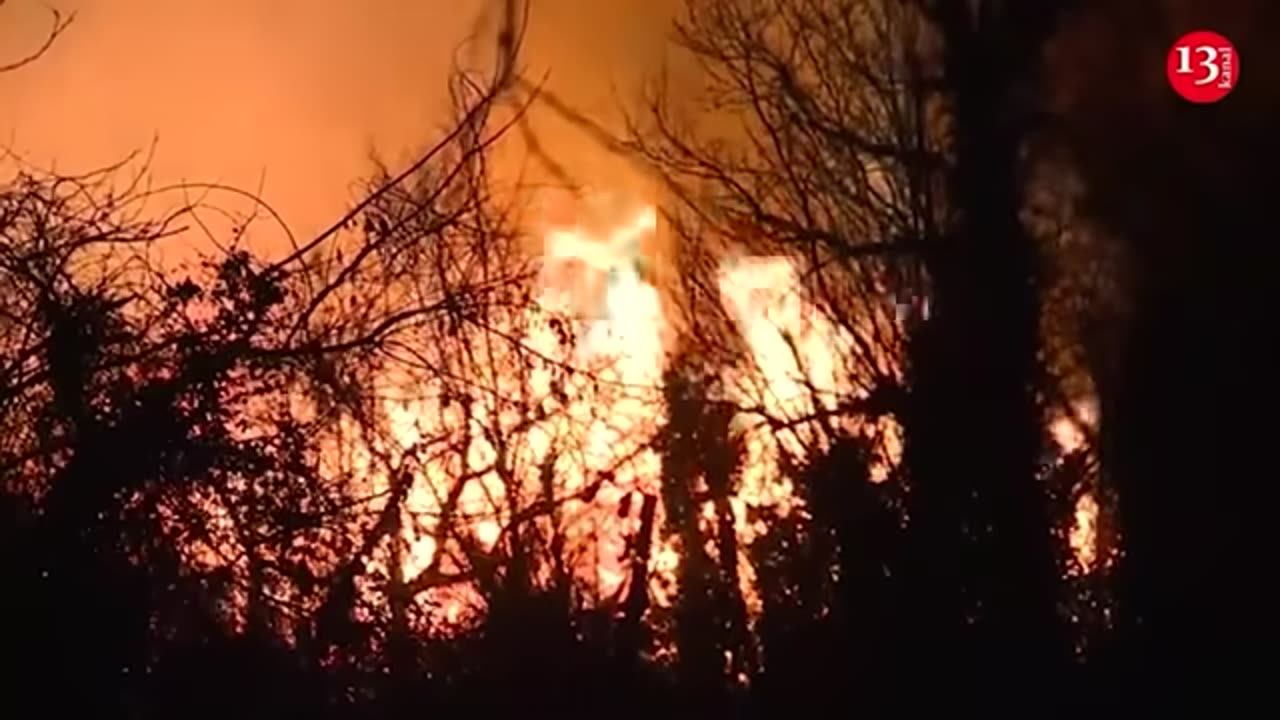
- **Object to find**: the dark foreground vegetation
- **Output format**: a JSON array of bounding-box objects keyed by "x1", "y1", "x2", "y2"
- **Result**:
[{"x1": 1, "y1": 0, "x2": 1272, "y2": 716}]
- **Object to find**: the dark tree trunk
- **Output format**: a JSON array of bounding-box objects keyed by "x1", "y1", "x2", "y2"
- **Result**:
[{"x1": 903, "y1": 0, "x2": 1072, "y2": 691}]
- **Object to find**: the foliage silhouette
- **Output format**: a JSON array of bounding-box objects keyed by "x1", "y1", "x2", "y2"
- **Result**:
[{"x1": 2, "y1": 0, "x2": 1270, "y2": 715}]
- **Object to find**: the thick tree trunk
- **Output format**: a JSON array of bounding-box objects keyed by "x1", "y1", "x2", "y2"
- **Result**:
[{"x1": 903, "y1": 0, "x2": 1071, "y2": 689}]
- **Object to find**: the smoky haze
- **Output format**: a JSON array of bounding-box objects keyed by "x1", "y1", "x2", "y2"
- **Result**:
[{"x1": 0, "y1": 0, "x2": 682, "y2": 241}]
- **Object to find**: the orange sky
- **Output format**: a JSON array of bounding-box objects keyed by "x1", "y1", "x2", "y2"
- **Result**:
[{"x1": 1, "y1": 0, "x2": 682, "y2": 241}]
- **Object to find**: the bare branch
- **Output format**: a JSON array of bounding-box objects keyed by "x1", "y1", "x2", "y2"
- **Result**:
[{"x1": 0, "y1": 6, "x2": 74, "y2": 74}]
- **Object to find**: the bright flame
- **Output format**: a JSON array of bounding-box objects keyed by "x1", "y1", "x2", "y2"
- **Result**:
[
  {"x1": 151, "y1": 199, "x2": 1104, "y2": 647},
  {"x1": 718, "y1": 256, "x2": 902, "y2": 486},
  {"x1": 365, "y1": 202, "x2": 917, "y2": 633},
  {"x1": 1069, "y1": 492, "x2": 1100, "y2": 573},
  {"x1": 532, "y1": 205, "x2": 668, "y2": 597}
]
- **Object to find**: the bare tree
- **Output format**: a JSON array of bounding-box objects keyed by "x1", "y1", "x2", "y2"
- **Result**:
[{"x1": 631, "y1": 0, "x2": 1083, "y2": 689}]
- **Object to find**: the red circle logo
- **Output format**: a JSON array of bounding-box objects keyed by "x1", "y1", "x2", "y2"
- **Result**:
[{"x1": 1167, "y1": 30, "x2": 1239, "y2": 103}]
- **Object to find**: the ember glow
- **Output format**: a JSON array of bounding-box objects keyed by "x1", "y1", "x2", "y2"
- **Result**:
[{"x1": 1050, "y1": 401, "x2": 1103, "y2": 574}]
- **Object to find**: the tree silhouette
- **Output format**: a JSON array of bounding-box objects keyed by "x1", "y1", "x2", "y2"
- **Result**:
[
  {"x1": 3, "y1": 0, "x2": 1271, "y2": 714},
  {"x1": 1, "y1": 4, "x2": 548, "y2": 713},
  {"x1": 631, "y1": 0, "x2": 1084, "y2": 700}
]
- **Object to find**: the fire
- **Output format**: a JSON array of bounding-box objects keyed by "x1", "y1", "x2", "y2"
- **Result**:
[
  {"x1": 1069, "y1": 492, "x2": 1100, "y2": 572},
  {"x1": 358, "y1": 201, "x2": 887, "y2": 631},
  {"x1": 1050, "y1": 402, "x2": 1102, "y2": 573},
  {"x1": 161, "y1": 198, "x2": 1093, "y2": 643},
  {"x1": 351, "y1": 202, "x2": 672, "y2": 625}
]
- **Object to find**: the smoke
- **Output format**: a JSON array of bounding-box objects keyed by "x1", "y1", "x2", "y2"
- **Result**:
[{"x1": 0, "y1": 0, "x2": 682, "y2": 241}]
